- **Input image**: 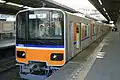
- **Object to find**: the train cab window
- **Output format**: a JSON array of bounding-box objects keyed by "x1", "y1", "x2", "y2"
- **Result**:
[
  {"x1": 16, "y1": 12, "x2": 28, "y2": 40},
  {"x1": 16, "y1": 10, "x2": 64, "y2": 45},
  {"x1": 51, "y1": 11, "x2": 63, "y2": 37},
  {"x1": 28, "y1": 10, "x2": 64, "y2": 40},
  {"x1": 29, "y1": 11, "x2": 50, "y2": 39},
  {"x1": 27, "y1": 10, "x2": 64, "y2": 45}
]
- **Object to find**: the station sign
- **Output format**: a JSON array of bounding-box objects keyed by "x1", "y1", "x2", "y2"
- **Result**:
[{"x1": 0, "y1": 14, "x2": 15, "y2": 20}]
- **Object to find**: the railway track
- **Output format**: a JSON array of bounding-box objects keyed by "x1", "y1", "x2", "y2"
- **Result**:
[
  {"x1": 0, "y1": 57, "x2": 17, "y2": 73},
  {"x1": 0, "y1": 44, "x2": 16, "y2": 73},
  {"x1": 0, "y1": 45, "x2": 15, "y2": 60}
]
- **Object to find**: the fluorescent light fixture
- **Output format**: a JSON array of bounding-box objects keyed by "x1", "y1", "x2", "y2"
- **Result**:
[
  {"x1": 105, "y1": 12, "x2": 111, "y2": 21},
  {"x1": 119, "y1": 9, "x2": 120, "y2": 12},
  {"x1": 6, "y1": 2, "x2": 23, "y2": 7},
  {"x1": 0, "y1": 0, "x2": 6, "y2": 3},
  {"x1": 23, "y1": 6, "x2": 33, "y2": 9},
  {"x1": 106, "y1": 12, "x2": 108, "y2": 15},
  {"x1": 108, "y1": 16, "x2": 111, "y2": 21},
  {"x1": 109, "y1": 21, "x2": 114, "y2": 24},
  {"x1": 98, "y1": 0, "x2": 102, "y2": 5},
  {"x1": 103, "y1": 8, "x2": 106, "y2": 11},
  {"x1": 6, "y1": 17, "x2": 16, "y2": 21}
]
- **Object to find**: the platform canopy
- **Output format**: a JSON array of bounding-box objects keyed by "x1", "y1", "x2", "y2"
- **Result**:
[
  {"x1": 0, "y1": 0, "x2": 78, "y2": 15},
  {"x1": 88, "y1": 0, "x2": 120, "y2": 23}
]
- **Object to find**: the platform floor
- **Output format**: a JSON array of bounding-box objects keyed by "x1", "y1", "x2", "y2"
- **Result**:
[
  {"x1": 0, "y1": 39, "x2": 15, "y2": 48},
  {"x1": 47, "y1": 32, "x2": 120, "y2": 80},
  {"x1": 85, "y1": 32, "x2": 120, "y2": 80},
  {"x1": 47, "y1": 32, "x2": 106, "y2": 80}
]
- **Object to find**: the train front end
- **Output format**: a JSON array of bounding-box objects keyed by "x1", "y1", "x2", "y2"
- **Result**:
[{"x1": 16, "y1": 8, "x2": 65, "y2": 79}]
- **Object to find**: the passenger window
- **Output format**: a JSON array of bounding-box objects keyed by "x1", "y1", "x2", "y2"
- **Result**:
[
  {"x1": 84, "y1": 24, "x2": 88, "y2": 37},
  {"x1": 76, "y1": 27, "x2": 79, "y2": 33}
]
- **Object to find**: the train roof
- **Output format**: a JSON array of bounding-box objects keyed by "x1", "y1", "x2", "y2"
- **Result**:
[
  {"x1": 17, "y1": 8, "x2": 65, "y2": 14},
  {"x1": 17, "y1": 8, "x2": 109, "y2": 25}
]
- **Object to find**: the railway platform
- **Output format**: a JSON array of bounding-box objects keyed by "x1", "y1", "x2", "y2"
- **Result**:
[
  {"x1": 47, "y1": 32, "x2": 120, "y2": 80},
  {"x1": 0, "y1": 0, "x2": 119, "y2": 80},
  {"x1": 0, "y1": 38, "x2": 15, "y2": 60},
  {"x1": 0, "y1": 38, "x2": 15, "y2": 49},
  {"x1": 85, "y1": 32, "x2": 120, "y2": 80}
]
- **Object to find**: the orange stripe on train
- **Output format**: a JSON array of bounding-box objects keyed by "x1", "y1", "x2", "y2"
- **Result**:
[{"x1": 16, "y1": 48, "x2": 65, "y2": 66}]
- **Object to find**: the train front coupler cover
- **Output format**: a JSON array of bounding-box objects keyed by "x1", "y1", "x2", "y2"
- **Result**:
[{"x1": 19, "y1": 61, "x2": 60, "y2": 80}]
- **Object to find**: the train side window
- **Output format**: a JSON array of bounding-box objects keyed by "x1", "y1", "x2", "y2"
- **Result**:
[
  {"x1": 76, "y1": 27, "x2": 79, "y2": 33},
  {"x1": 84, "y1": 24, "x2": 88, "y2": 37}
]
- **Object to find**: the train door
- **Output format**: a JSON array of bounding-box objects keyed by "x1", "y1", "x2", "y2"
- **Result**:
[
  {"x1": 90, "y1": 20, "x2": 95, "y2": 40},
  {"x1": 70, "y1": 22, "x2": 74, "y2": 57},
  {"x1": 67, "y1": 22, "x2": 74, "y2": 60},
  {"x1": 89, "y1": 24, "x2": 92, "y2": 40},
  {"x1": 76, "y1": 23, "x2": 81, "y2": 50}
]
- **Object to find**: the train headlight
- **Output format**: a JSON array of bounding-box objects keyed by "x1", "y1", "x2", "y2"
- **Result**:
[
  {"x1": 17, "y1": 51, "x2": 26, "y2": 58},
  {"x1": 50, "y1": 53, "x2": 63, "y2": 61}
]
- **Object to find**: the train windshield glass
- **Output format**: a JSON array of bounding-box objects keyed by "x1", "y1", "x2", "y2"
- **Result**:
[
  {"x1": 29, "y1": 10, "x2": 64, "y2": 40},
  {"x1": 16, "y1": 11, "x2": 28, "y2": 40}
]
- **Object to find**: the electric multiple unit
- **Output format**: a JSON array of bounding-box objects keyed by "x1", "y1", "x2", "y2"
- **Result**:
[{"x1": 16, "y1": 8, "x2": 110, "y2": 80}]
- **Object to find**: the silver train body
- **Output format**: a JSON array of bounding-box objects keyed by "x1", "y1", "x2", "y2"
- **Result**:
[
  {"x1": 16, "y1": 8, "x2": 110, "y2": 79},
  {"x1": 65, "y1": 12, "x2": 110, "y2": 61}
]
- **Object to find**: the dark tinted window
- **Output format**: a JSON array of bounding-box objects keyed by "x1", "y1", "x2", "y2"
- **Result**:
[{"x1": 16, "y1": 12, "x2": 28, "y2": 40}]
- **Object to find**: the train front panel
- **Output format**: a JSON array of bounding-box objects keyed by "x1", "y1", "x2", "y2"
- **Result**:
[{"x1": 16, "y1": 8, "x2": 66, "y2": 66}]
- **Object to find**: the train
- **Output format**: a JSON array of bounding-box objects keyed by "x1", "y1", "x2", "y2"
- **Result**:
[
  {"x1": 16, "y1": 8, "x2": 110, "y2": 79},
  {"x1": 0, "y1": 21, "x2": 15, "y2": 39}
]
